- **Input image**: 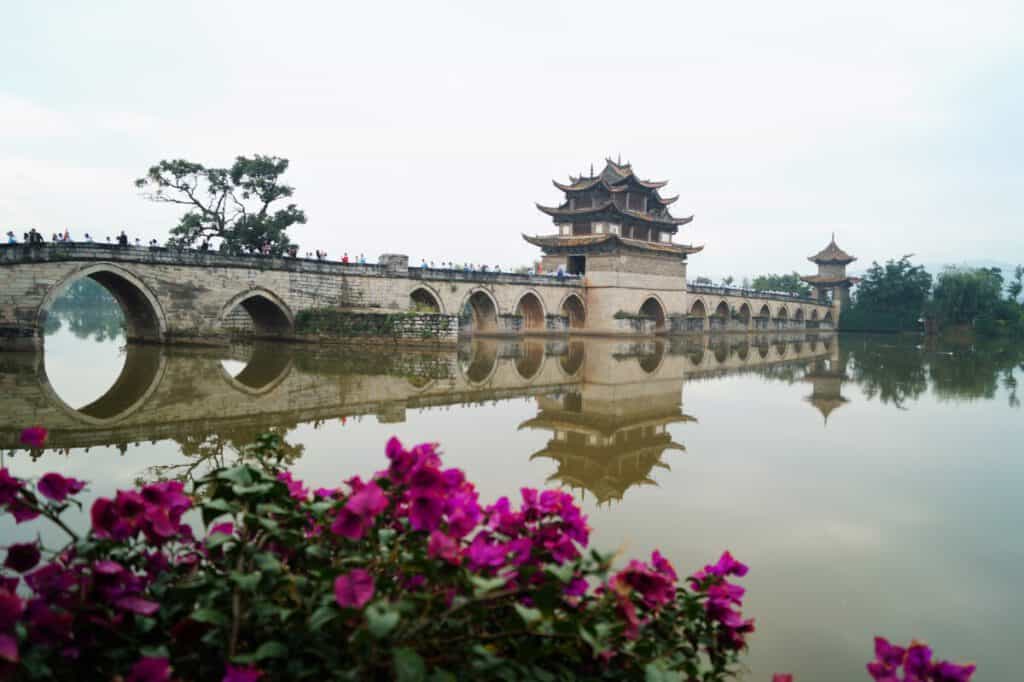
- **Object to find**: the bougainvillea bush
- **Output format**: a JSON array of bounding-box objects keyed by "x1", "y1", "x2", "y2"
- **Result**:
[{"x1": 1, "y1": 431, "x2": 976, "y2": 681}]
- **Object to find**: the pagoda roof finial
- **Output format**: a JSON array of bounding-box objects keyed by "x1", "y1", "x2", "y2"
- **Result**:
[
  {"x1": 808, "y1": 236, "x2": 856, "y2": 264},
  {"x1": 590, "y1": 162, "x2": 594, "y2": 177}
]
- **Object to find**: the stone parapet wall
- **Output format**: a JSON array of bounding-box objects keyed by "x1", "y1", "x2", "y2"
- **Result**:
[
  {"x1": 0, "y1": 244, "x2": 835, "y2": 348},
  {"x1": 293, "y1": 310, "x2": 458, "y2": 346}
]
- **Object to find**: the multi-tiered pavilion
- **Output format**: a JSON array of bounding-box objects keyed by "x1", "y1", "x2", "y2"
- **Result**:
[
  {"x1": 524, "y1": 159, "x2": 703, "y2": 332},
  {"x1": 801, "y1": 236, "x2": 859, "y2": 308}
]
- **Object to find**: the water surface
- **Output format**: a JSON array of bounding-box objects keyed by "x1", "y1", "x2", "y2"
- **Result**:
[{"x1": 2, "y1": 309, "x2": 1021, "y2": 681}]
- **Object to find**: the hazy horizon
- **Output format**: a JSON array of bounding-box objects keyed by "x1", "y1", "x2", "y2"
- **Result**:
[{"x1": 3, "y1": 1, "x2": 1022, "y2": 282}]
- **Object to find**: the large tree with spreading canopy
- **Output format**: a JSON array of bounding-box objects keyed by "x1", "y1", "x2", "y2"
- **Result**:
[{"x1": 135, "y1": 155, "x2": 306, "y2": 256}]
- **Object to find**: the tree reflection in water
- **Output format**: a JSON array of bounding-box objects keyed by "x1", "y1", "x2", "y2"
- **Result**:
[{"x1": 846, "y1": 333, "x2": 1024, "y2": 408}]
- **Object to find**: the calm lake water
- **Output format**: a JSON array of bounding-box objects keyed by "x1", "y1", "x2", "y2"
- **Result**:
[{"x1": 2, "y1": 306, "x2": 1022, "y2": 681}]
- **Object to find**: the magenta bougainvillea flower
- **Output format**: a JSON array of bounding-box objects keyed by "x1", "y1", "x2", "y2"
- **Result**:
[
  {"x1": 276, "y1": 471, "x2": 309, "y2": 501},
  {"x1": 0, "y1": 633, "x2": 18, "y2": 664},
  {"x1": 0, "y1": 589, "x2": 25, "y2": 630},
  {"x1": 3, "y1": 543, "x2": 41, "y2": 573},
  {"x1": 223, "y1": 663, "x2": 263, "y2": 681},
  {"x1": 0, "y1": 434, "x2": 981, "y2": 680},
  {"x1": 0, "y1": 470, "x2": 23, "y2": 505},
  {"x1": 334, "y1": 569, "x2": 375, "y2": 609},
  {"x1": 19, "y1": 426, "x2": 47, "y2": 449},
  {"x1": 867, "y1": 637, "x2": 976, "y2": 681},
  {"x1": 427, "y1": 530, "x2": 459, "y2": 564},
  {"x1": 125, "y1": 656, "x2": 171, "y2": 682},
  {"x1": 37, "y1": 473, "x2": 85, "y2": 502}
]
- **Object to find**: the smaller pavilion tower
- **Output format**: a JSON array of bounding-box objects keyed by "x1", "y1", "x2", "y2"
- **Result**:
[{"x1": 801, "y1": 235, "x2": 859, "y2": 308}]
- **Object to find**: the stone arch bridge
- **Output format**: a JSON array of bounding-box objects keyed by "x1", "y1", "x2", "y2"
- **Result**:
[
  {"x1": 0, "y1": 334, "x2": 835, "y2": 451},
  {"x1": 1, "y1": 244, "x2": 835, "y2": 350}
]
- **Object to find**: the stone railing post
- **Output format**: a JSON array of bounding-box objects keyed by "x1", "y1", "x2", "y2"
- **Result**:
[{"x1": 379, "y1": 254, "x2": 409, "y2": 276}]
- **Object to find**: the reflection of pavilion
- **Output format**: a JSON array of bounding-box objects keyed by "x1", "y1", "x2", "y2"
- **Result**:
[
  {"x1": 803, "y1": 351, "x2": 850, "y2": 425},
  {"x1": 520, "y1": 356, "x2": 696, "y2": 505}
]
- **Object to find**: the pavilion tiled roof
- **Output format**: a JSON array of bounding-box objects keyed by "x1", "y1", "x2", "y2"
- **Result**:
[
  {"x1": 808, "y1": 238, "x2": 856, "y2": 264},
  {"x1": 800, "y1": 274, "x2": 861, "y2": 285},
  {"x1": 522, "y1": 233, "x2": 704, "y2": 256},
  {"x1": 535, "y1": 201, "x2": 694, "y2": 227}
]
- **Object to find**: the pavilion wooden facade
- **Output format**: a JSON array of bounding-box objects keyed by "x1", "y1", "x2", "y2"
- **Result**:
[
  {"x1": 801, "y1": 236, "x2": 860, "y2": 307},
  {"x1": 525, "y1": 159, "x2": 702, "y2": 277}
]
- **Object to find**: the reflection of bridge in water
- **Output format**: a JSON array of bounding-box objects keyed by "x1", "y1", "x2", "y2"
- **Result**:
[{"x1": 1, "y1": 334, "x2": 842, "y2": 460}]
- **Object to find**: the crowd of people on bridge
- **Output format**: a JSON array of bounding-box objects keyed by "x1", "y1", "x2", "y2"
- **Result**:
[
  {"x1": 5, "y1": 230, "x2": 579, "y2": 282},
  {"x1": 6, "y1": 228, "x2": 141, "y2": 247}
]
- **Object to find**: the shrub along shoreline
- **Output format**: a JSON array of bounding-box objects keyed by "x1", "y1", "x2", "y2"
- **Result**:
[{"x1": 1, "y1": 429, "x2": 976, "y2": 681}]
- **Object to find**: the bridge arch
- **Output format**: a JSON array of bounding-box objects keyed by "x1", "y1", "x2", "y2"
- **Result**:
[
  {"x1": 688, "y1": 298, "x2": 708, "y2": 318},
  {"x1": 558, "y1": 340, "x2": 585, "y2": 376},
  {"x1": 638, "y1": 341, "x2": 665, "y2": 374},
  {"x1": 758, "y1": 304, "x2": 772, "y2": 320},
  {"x1": 559, "y1": 293, "x2": 586, "y2": 330},
  {"x1": 514, "y1": 340, "x2": 545, "y2": 380},
  {"x1": 220, "y1": 288, "x2": 295, "y2": 338},
  {"x1": 640, "y1": 296, "x2": 668, "y2": 333},
  {"x1": 514, "y1": 290, "x2": 547, "y2": 331},
  {"x1": 776, "y1": 305, "x2": 789, "y2": 322},
  {"x1": 40, "y1": 263, "x2": 167, "y2": 343},
  {"x1": 795, "y1": 308, "x2": 805, "y2": 323},
  {"x1": 39, "y1": 344, "x2": 167, "y2": 426},
  {"x1": 219, "y1": 343, "x2": 294, "y2": 395},
  {"x1": 737, "y1": 303, "x2": 752, "y2": 327},
  {"x1": 713, "y1": 301, "x2": 729, "y2": 319},
  {"x1": 460, "y1": 289, "x2": 500, "y2": 335},
  {"x1": 811, "y1": 309, "x2": 820, "y2": 321},
  {"x1": 410, "y1": 286, "x2": 444, "y2": 314},
  {"x1": 459, "y1": 340, "x2": 499, "y2": 384}
]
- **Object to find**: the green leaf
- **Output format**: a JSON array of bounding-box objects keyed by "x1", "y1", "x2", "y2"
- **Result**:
[
  {"x1": 233, "y1": 482, "x2": 275, "y2": 496},
  {"x1": 234, "y1": 640, "x2": 288, "y2": 663},
  {"x1": 203, "y1": 498, "x2": 234, "y2": 513},
  {"x1": 139, "y1": 644, "x2": 169, "y2": 658},
  {"x1": 309, "y1": 500, "x2": 333, "y2": 514},
  {"x1": 469, "y1": 574, "x2": 506, "y2": 597},
  {"x1": 230, "y1": 570, "x2": 262, "y2": 591},
  {"x1": 644, "y1": 660, "x2": 683, "y2": 682},
  {"x1": 393, "y1": 647, "x2": 426, "y2": 682},
  {"x1": 256, "y1": 502, "x2": 289, "y2": 515},
  {"x1": 305, "y1": 544, "x2": 329, "y2": 559},
  {"x1": 377, "y1": 528, "x2": 397, "y2": 546},
  {"x1": 191, "y1": 608, "x2": 228, "y2": 626},
  {"x1": 253, "y1": 553, "x2": 282, "y2": 573},
  {"x1": 513, "y1": 602, "x2": 543, "y2": 627},
  {"x1": 218, "y1": 466, "x2": 255, "y2": 486},
  {"x1": 308, "y1": 605, "x2": 337, "y2": 631},
  {"x1": 429, "y1": 670, "x2": 457, "y2": 682},
  {"x1": 545, "y1": 562, "x2": 575, "y2": 583},
  {"x1": 365, "y1": 602, "x2": 400, "y2": 638},
  {"x1": 206, "y1": 533, "x2": 233, "y2": 550}
]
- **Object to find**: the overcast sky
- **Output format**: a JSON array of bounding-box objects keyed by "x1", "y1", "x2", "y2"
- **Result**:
[{"x1": 2, "y1": 1, "x2": 1022, "y2": 279}]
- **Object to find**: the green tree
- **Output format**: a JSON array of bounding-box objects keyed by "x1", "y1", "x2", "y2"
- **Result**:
[
  {"x1": 1008, "y1": 265, "x2": 1024, "y2": 303},
  {"x1": 135, "y1": 155, "x2": 306, "y2": 255},
  {"x1": 931, "y1": 267, "x2": 1008, "y2": 327},
  {"x1": 750, "y1": 272, "x2": 811, "y2": 297},
  {"x1": 853, "y1": 256, "x2": 932, "y2": 313}
]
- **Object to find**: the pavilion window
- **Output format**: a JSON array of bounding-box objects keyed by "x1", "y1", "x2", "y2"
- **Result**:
[
  {"x1": 659, "y1": 231, "x2": 672, "y2": 243},
  {"x1": 608, "y1": 223, "x2": 620, "y2": 235}
]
